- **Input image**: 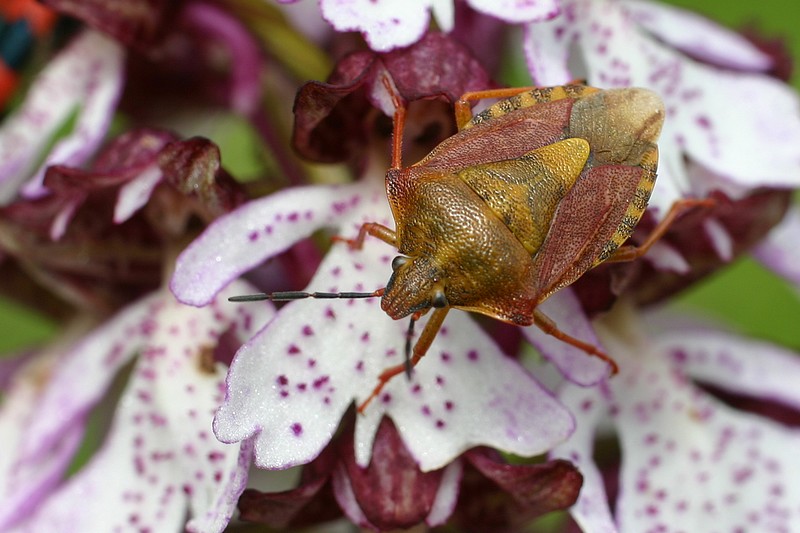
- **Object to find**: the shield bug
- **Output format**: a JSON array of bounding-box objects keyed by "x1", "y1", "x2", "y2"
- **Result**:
[{"x1": 233, "y1": 82, "x2": 707, "y2": 412}]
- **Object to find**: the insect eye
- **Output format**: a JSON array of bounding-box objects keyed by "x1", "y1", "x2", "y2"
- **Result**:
[
  {"x1": 431, "y1": 290, "x2": 448, "y2": 309},
  {"x1": 391, "y1": 255, "x2": 409, "y2": 271}
]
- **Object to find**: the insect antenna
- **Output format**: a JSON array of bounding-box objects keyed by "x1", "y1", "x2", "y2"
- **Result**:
[
  {"x1": 404, "y1": 316, "x2": 416, "y2": 378},
  {"x1": 228, "y1": 289, "x2": 384, "y2": 303}
]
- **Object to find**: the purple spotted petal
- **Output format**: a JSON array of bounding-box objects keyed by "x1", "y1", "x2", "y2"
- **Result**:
[
  {"x1": 752, "y1": 205, "x2": 800, "y2": 286},
  {"x1": 653, "y1": 328, "x2": 800, "y2": 420},
  {"x1": 555, "y1": 311, "x2": 800, "y2": 532},
  {"x1": 13, "y1": 283, "x2": 273, "y2": 532},
  {"x1": 621, "y1": 0, "x2": 772, "y2": 71},
  {"x1": 320, "y1": 0, "x2": 432, "y2": 52},
  {"x1": 469, "y1": 0, "x2": 560, "y2": 23},
  {"x1": 0, "y1": 350, "x2": 85, "y2": 531},
  {"x1": 170, "y1": 183, "x2": 366, "y2": 306},
  {"x1": 0, "y1": 31, "x2": 124, "y2": 202},
  {"x1": 214, "y1": 185, "x2": 575, "y2": 472},
  {"x1": 549, "y1": 379, "x2": 617, "y2": 531},
  {"x1": 21, "y1": 293, "x2": 164, "y2": 464},
  {"x1": 522, "y1": 289, "x2": 611, "y2": 386},
  {"x1": 0, "y1": 30, "x2": 123, "y2": 202}
]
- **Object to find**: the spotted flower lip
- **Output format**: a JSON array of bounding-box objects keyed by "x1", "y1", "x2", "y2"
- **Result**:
[
  {"x1": 1, "y1": 282, "x2": 274, "y2": 533},
  {"x1": 553, "y1": 304, "x2": 800, "y2": 532}
]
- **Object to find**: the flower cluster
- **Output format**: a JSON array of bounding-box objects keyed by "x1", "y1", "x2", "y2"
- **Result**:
[{"x1": 1, "y1": 0, "x2": 799, "y2": 532}]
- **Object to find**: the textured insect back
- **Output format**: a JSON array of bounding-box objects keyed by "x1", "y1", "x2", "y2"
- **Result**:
[
  {"x1": 457, "y1": 138, "x2": 590, "y2": 254},
  {"x1": 530, "y1": 88, "x2": 665, "y2": 302},
  {"x1": 569, "y1": 89, "x2": 663, "y2": 261}
]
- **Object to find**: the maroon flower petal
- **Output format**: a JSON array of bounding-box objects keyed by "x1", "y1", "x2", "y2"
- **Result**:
[
  {"x1": 237, "y1": 443, "x2": 341, "y2": 528},
  {"x1": 447, "y1": 448, "x2": 582, "y2": 531},
  {"x1": 42, "y1": 0, "x2": 178, "y2": 50},
  {"x1": 158, "y1": 137, "x2": 246, "y2": 221},
  {"x1": 335, "y1": 417, "x2": 445, "y2": 530},
  {"x1": 293, "y1": 31, "x2": 494, "y2": 163}
]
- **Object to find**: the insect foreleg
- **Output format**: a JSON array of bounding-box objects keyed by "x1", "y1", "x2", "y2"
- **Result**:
[
  {"x1": 357, "y1": 307, "x2": 450, "y2": 413},
  {"x1": 333, "y1": 222, "x2": 397, "y2": 250}
]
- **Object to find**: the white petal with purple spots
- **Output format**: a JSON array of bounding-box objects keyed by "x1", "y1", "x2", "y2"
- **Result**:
[
  {"x1": 11, "y1": 283, "x2": 273, "y2": 533},
  {"x1": 620, "y1": 0, "x2": 772, "y2": 71},
  {"x1": 554, "y1": 306, "x2": 800, "y2": 533},
  {"x1": 0, "y1": 30, "x2": 124, "y2": 203},
  {"x1": 469, "y1": 0, "x2": 560, "y2": 23},
  {"x1": 320, "y1": 0, "x2": 432, "y2": 52},
  {"x1": 171, "y1": 182, "x2": 367, "y2": 306}
]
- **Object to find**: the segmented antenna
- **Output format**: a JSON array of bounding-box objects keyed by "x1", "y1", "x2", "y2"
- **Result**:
[{"x1": 228, "y1": 289, "x2": 384, "y2": 302}]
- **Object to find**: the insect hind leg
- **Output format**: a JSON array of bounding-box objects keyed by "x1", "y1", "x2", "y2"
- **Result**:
[{"x1": 605, "y1": 198, "x2": 715, "y2": 263}]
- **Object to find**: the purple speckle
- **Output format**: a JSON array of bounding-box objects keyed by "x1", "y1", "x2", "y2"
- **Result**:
[
  {"x1": 355, "y1": 360, "x2": 364, "y2": 372},
  {"x1": 381, "y1": 393, "x2": 392, "y2": 404},
  {"x1": 467, "y1": 350, "x2": 479, "y2": 361},
  {"x1": 360, "y1": 331, "x2": 370, "y2": 342},
  {"x1": 302, "y1": 325, "x2": 314, "y2": 336},
  {"x1": 207, "y1": 451, "x2": 225, "y2": 463},
  {"x1": 307, "y1": 358, "x2": 317, "y2": 368},
  {"x1": 276, "y1": 375, "x2": 289, "y2": 386},
  {"x1": 248, "y1": 230, "x2": 259, "y2": 242},
  {"x1": 421, "y1": 405, "x2": 431, "y2": 416},
  {"x1": 288, "y1": 212, "x2": 299, "y2": 222},
  {"x1": 264, "y1": 225, "x2": 273, "y2": 235},
  {"x1": 440, "y1": 352, "x2": 451, "y2": 363},
  {"x1": 444, "y1": 400, "x2": 454, "y2": 411},
  {"x1": 290, "y1": 422, "x2": 303, "y2": 436},
  {"x1": 435, "y1": 419, "x2": 445, "y2": 429},
  {"x1": 296, "y1": 383, "x2": 307, "y2": 392},
  {"x1": 411, "y1": 383, "x2": 422, "y2": 394},
  {"x1": 287, "y1": 344, "x2": 301, "y2": 355},
  {"x1": 435, "y1": 375, "x2": 445, "y2": 386}
]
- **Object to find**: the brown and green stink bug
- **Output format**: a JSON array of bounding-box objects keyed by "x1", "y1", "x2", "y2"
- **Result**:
[{"x1": 233, "y1": 83, "x2": 707, "y2": 413}]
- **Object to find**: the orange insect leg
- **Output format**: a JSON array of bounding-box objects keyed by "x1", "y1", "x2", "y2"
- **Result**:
[
  {"x1": 606, "y1": 198, "x2": 716, "y2": 263},
  {"x1": 454, "y1": 87, "x2": 535, "y2": 129},
  {"x1": 357, "y1": 307, "x2": 450, "y2": 413},
  {"x1": 332, "y1": 222, "x2": 397, "y2": 250},
  {"x1": 454, "y1": 80, "x2": 587, "y2": 129},
  {"x1": 533, "y1": 309, "x2": 620, "y2": 375}
]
